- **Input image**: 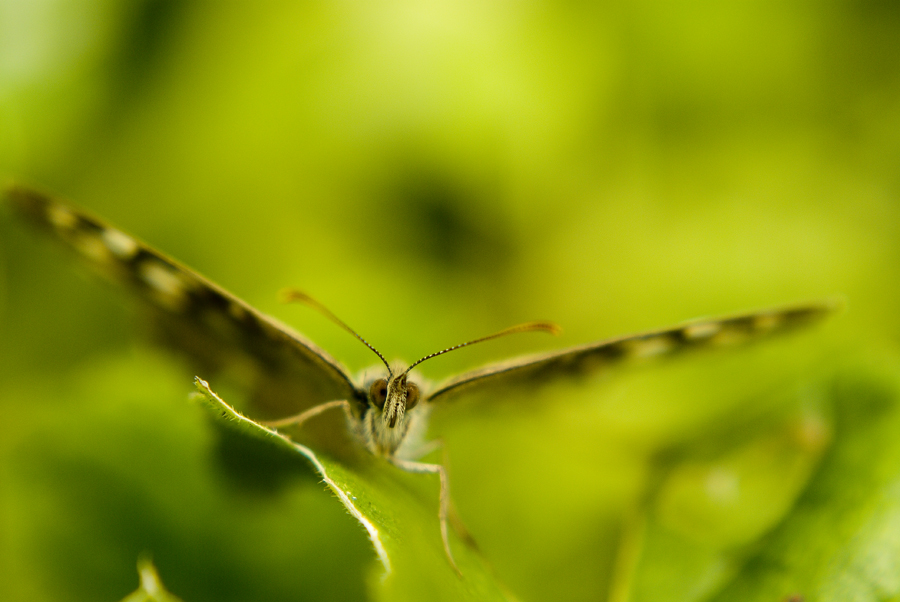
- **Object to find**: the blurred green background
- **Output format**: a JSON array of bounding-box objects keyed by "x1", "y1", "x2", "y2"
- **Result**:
[{"x1": 1, "y1": 1, "x2": 899, "y2": 601}]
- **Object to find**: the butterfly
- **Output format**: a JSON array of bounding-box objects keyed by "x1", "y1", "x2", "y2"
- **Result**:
[{"x1": 4, "y1": 184, "x2": 838, "y2": 573}]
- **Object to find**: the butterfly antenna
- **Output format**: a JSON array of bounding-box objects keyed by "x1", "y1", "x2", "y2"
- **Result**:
[
  {"x1": 281, "y1": 288, "x2": 392, "y2": 374},
  {"x1": 404, "y1": 321, "x2": 562, "y2": 376}
]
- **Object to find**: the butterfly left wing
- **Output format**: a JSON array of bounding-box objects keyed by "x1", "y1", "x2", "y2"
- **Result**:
[
  {"x1": 4, "y1": 185, "x2": 364, "y2": 420},
  {"x1": 426, "y1": 300, "x2": 839, "y2": 404}
]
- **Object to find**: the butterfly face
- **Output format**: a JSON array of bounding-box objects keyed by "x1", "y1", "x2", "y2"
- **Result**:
[
  {"x1": 358, "y1": 371, "x2": 422, "y2": 456},
  {"x1": 371, "y1": 372, "x2": 420, "y2": 428}
]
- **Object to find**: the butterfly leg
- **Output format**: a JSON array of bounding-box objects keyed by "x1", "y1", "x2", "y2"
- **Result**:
[
  {"x1": 409, "y1": 440, "x2": 478, "y2": 550},
  {"x1": 260, "y1": 400, "x2": 350, "y2": 429},
  {"x1": 390, "y1": 456, "x2": 460, "y2": 577}
]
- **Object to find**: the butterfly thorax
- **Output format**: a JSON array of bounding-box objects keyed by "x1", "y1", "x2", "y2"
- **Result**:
[{"x1": 351, "y1": 369, "x2": 425, "y2": 457}]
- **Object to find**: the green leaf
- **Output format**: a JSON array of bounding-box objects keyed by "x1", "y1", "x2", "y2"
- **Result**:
[
  {"x1": 0, "y1": 352, "x2": 375, "y2": 602},
  {"x1": 120, "y1": 559, "x2": 184, "y2": 602},
  {"x1": 192, "y1": 377, "x2": 514, "y2": 601},
  {"x1": 614, "y1": 354, "x2": 900, "y2": 602},
  {"x1": 709, "y1": 358, "x2": 900, "y2": 602}
]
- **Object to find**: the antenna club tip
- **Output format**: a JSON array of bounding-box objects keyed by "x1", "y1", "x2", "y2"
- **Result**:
[
  {"x1": 532, "y1": 321, "x2": 563, "y2": 336},
  {"x1": 279, "y1": 288, "x2": 312, "y2": 304}
]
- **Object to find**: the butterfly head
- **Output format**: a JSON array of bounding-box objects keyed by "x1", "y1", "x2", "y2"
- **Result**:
[
  {"x1": 368, "y1": 372, "x2": 420, "y2": 429},
  {"x1": 279, "y1": 288, "x2": 557, "y2": 433}
]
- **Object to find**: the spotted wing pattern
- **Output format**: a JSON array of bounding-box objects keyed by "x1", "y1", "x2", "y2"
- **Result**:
[
  {"x1": 5, "y1": 185, "x2": 363, "y2": 417},
  {"x1": 426, "y1": 301, "x2": 838, "y2": 403}
]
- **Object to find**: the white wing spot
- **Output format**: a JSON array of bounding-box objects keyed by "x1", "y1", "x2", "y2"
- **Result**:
[
  {"x1": 72, "y1": 232, "x2": 112, "y2": 263},
  {"x1": 710, "y1": 327, "x2": 748, "y2": 346},
  {"x1": 101, "y1": 228, "x2": 139, "y2": 259},
  {"x1": 46, "y1": 203, "x2": 78, "y2": 231},
  {"x1": 624, "y1": 335, "x2": 674, "y2": 358},
  {"x1": 682, "y1": 321, "x2": 722, "y2": 340},
  {"x1": 139, "y1": 260, "x2": 189, "y2": 310},
  {"x1": 752, "y1": 313, "x2": 782, "y2": 332}
]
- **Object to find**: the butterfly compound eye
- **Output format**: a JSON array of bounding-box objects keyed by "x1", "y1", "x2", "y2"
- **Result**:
[
  {"x1": 405, "y1": 382, "x2": 420, "y2": 410},
  {"x1": 369, "y1": 378, "x2": 388, "y2": 409}
]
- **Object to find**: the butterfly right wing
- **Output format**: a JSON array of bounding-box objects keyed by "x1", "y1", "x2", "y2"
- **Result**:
[
  {"x1": 426, "y1": 301, "x2": 839, "y2": 404},
  {"x1": 5, "y1": 185, "x2": 364, "y2": 418}
]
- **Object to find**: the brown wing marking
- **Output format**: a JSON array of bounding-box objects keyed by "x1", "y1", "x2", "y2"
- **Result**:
[
  {"x1": 5, "y1": 185, "x2": 362, "y2": 416},
  {"x1": 425, "y1": 300, "x2": 840, "y2": 404}
]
